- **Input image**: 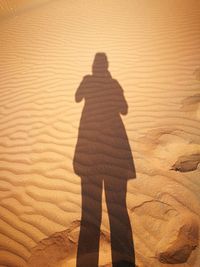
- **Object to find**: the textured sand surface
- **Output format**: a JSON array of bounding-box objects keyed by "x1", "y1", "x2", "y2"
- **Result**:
[{"x1": 0, "y1": 0, "x2": 200, "y2": 266}]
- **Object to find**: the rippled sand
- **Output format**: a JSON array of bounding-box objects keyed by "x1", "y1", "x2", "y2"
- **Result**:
[{"x1": 0, "y1": 0, "x2": 200, "y2": 266}]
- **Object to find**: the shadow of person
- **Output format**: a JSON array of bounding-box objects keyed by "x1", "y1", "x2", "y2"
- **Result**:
[{"x1": 73, "y1": 53, "x2": 136, "y2": 267}]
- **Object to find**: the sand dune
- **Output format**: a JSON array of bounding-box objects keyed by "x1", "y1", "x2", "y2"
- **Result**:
[{"x1": 0, "y1": 0, "x2": 200, "y2": 266}]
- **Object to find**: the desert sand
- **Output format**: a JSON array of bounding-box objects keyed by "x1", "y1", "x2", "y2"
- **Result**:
[{"x1": 0, "y1": 0, "x2": 200, "y2": 266}]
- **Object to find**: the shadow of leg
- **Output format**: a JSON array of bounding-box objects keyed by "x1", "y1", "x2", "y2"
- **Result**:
[
  {"x1": 104, "y1": 178, "x2": 135, "y2": 267},
  {"x1": 77, "y1": 177, "x2": 103, "y2": 267}
]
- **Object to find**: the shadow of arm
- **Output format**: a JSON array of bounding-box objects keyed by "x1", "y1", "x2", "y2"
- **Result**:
[
  {"x1": 115, "y1": 80, "x2": 128, "y2": 115},
  {"x1": 75, "y1": 76, "x2": 87, "y2": 102},
  {"x1": 120, "y1": 95, "x2": 128, "y2": 115}
]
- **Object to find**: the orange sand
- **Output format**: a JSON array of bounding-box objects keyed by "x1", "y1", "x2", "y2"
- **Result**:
[{"x1": 0, "y1": 0, "x2": 200, "y2": 266}]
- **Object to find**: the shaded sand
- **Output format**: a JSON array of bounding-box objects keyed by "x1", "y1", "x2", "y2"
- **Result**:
[{"x1": 0, "y1": 0, "x2": 200, "y2": 266}]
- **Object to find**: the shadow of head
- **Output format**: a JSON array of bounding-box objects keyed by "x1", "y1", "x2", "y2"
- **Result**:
[{"x1": 92, "y1": 52, "x2": 109, "y2": 76}]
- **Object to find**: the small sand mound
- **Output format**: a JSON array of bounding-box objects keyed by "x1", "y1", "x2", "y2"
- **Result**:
[
  {"x1": 156, "y1": 214, "x2": 199, "y2": 264},
  {"x1": 171, "y1": 154, "x2": 200, "y2": 172}
]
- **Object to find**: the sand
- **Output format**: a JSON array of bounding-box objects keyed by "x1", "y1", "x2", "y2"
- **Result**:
[{"x1": 0, "y1": 0, "x2": 200, "y2": 266}]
